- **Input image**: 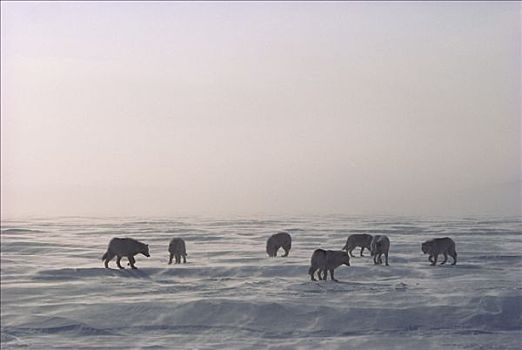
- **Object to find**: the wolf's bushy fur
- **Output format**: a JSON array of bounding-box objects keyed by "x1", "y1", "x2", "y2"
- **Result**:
[
  {"x1": 102, "y1": 237, "x2": 150, "y2": 269},
  {"x1": 168, "y1": 238, "x2": 187, "y2": 264},
  {"x1": 342, "y1": 233, "x2": 373, "y2": 257},
  {"x1": 422, "y1": 237, "x2": 457, "y2": 266},
  {"x1": 266, "y1": 232, "x2": 292, "y2": 257},
  {"x1": 370, "y1": 235, "x2": 390, "y2": 266},
  {"x1": 308, "y1": 249, "x2": 350, "y2": 282}
]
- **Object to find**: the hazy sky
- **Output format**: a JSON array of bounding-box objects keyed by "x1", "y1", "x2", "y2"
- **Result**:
[{"x1": 1, "y1": 2, "x2": 520, "y2": 218}]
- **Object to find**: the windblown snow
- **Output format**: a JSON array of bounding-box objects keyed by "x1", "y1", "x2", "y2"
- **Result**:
[{"x1": 1, "y1": 216, "x2": 521, "y2": 349}]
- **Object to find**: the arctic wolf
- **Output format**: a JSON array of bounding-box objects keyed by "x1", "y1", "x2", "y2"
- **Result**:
[
  {"x1": 422, "y1": 237, "x2": 457, "y2": 265},
  {"x1": 266, "y1": 232, "x2": 292, "y2": 257},
  {"x1": 342, "y1": 233, "x2": 373, "y2": 257},
  {"x1": 102, "y1": 237, "x2": 150, "y2": 269},
  {"x1": 308, "y1": 249, "x2": 350, "y2": 282},
  {"x1": 168, "y1": 238, "x2": 187, "y2": 264},
  {"x1": 370, "y1": 235, "x2": 390, "y2": 266}
]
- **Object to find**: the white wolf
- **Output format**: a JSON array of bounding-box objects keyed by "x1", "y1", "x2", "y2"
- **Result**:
[
  {"x1": 266, "y1": 232, "x2": 292, "y2": 257},
  {"x1": 370, "y1": 235, "x2": 390, "y2": 266},
  {"x1": 422, "y1": 237, "x2": 457, "y2": 266},
  {"x1": 102, "y1": 237, "x2": 150, "y2": 269},
  {"x1": 342, "y1": 233, "x2": 373, "y2": 257},
  {"x1": 168, "y1": 238, "x2": 187, "y2": 264},
  {"x1": 308, "y1": 249, "x2": 350, "y2": 282}
]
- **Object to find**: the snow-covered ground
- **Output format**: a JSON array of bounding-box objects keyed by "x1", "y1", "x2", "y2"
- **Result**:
[{"x1": 1, "y1": 216, "x2": 521, "y2": 349}]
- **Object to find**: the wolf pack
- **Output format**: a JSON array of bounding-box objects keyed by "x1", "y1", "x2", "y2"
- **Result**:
[{"x1": 101, "y1": 233, "x2": 457, "y2": 282}]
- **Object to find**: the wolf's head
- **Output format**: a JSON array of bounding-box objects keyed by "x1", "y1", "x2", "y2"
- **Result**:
[
  {"x1": 370, "y1": 243, "x2": 376, "y2": 256},
  {"x1": 266, "y1": 246, "x2": 276, "y2": 257},
  {"x1": 370, "y1": 235, "x2": 380, "y2": 256},
  {"x1": 141, "y1": 244, "x2": 150, "y2": 257},
  {"x1": 266, "y1": 240, "x2": 277, "y2": 257},
  {"x1": 421, "y1": 242, "x2": 430, "y2": 254}
]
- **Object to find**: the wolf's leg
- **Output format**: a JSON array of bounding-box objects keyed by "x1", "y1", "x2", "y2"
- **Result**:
[
  {"x1": 377, "y1": 253, "x2": 383, "y2": 265},
  {"x1": 428, "y1": 255, "x2": 434, "y2": 263},
  {"x1": 128, "y1": 256, "x2": 137, "y2": 269},
  {"x1": 310, "y1": 268, "x2": 317, "y2": 281},
  {"x1": 282, "y1": 247, "x2": 289, "y2": 257},
  {"x1": 321, "y1": 269, "x2": 327, "y2": 280},
  {"x1": 451, "y1": 252, "x2": 457, "y2": 265},
  {"x1": 168, "y1": 253, "x2": 173, "y2": 265},
  {"x1": 384, "y1": 252, "x2": 389, "y2": 266},
  {"x1": 330, "y1": 269, "x2": 338, "y2": 282},
  {"x1": 440, "y1": 252, "x2": 448, "y2": 265},
  {"x1": 116, "y1": 256, "x2": 124, "y2": 269},
  {"x1": 431, "y1": 254, "x2": 438, "y2": 266},
  {"x1": 360, "y1": 247, "x2": 365, "y2": 257},
  {"x1": 183, "y1": 254, "x2": 186, "y2": 263},
  {"x1": 104, "y1": 252, "x2": 115, "y2": 268},
  {"x1": 348, "y1": 247, "x2": 355, "y2": 257}
]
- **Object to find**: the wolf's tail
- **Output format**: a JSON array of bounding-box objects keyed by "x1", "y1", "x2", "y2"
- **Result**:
[
  {"x1": 342, "y1": 244, "x2": 348, "y2": 251},
  {"x1": 102, "y1": 251, "x2": 108, "y2": 261},
  {"x1": 308, "y1": 266, "x2": 314, "y2": 275}
]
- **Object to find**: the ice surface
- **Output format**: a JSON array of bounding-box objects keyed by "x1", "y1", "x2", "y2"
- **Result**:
[{"x1": 1, "y1": 216, "x2": 521, "y2": 349}]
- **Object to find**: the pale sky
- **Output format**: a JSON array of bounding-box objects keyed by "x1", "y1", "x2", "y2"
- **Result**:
[{"x1": 1, "y1": 1, "x2": 520, "y2": 218}]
